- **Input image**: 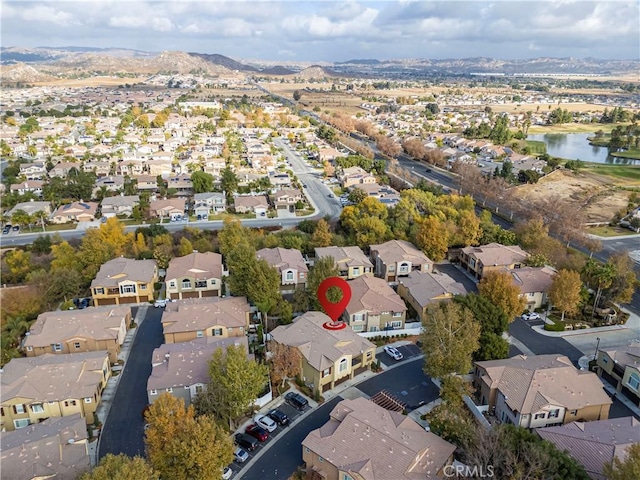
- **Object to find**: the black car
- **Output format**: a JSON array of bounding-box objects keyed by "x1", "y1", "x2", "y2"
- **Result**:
[
  {"x1": 12, "y1": 225, "x2": 20, "y2": 232},
  {"x1": 285, "y1": 392, "x2": 309, "y2": 411},
  {"x1": 267, "y1": 409, "x2": 289, "y2": 427},
  {"x1": 234, "y1": 433, "x2": 258, "y2": 452},
  {"x1": 2, "y1": 225, "x2": 11, "y2": 234}
]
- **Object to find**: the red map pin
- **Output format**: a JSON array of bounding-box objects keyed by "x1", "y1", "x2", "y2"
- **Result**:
[{"x1": 317, "y1": 277, "x2": 351, "y2": 329}]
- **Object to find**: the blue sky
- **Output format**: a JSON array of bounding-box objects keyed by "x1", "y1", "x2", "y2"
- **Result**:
[{"x1": 2, "y1": 1, "x2": 638, "y2": 62}]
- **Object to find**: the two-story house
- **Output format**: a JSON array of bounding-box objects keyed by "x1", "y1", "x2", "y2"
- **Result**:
[
  {"x1": 256, "y1": 247, "x2": 308, "y2": 293},
  {"x1": 147, "y1": 336, "x2": 251, "y2": 406},
  {"x1": 270, "y1": 311, "x2": 376, "y2": 395},
  {"x1": 10, "y1": 180, "x2": 44, "y2": 197},
  {"x1": 193, "y1": 192, "x2": 226, "y2": 218},
  {"x1": 272, "y1": 188, "x2": 304, "y2": 211},
  {"x1": 161, "y1": 296, "x2": 251, "y2": 344},
  {"x1": 474, "y1": 355, "x2": 612, "y2": 429},
  {"x1": 149, "y1": 198, "x2": 186, "y2": 219},
  {"x1": 340, "y1": 166, "x2": 377, "y2": 188},
  {"x1": 0, "y1": 414, "x2": 91, "y2": 479},
  {"x1": 595, "y1": 341, "x2": 640, "y2": 408},
  {"x1": 314, "y1": 246, "x2": 373, "y2": 280},
  {"x1": 397, "y1": 270, "x2": 468, "y2": 322},
  {"x1": 48, "y1": 161, "x2": 79, "y2": 178},
  {"x1": 19, "y1": 162, "x2": 47, "y2": 180},
  {"x1": 343, "y1": 274, "x2": 407, "y2": 333},
  {"x1": 51, "y1": 201, "x2": 99, "y2": 223},
  {"x1": 23, "y1": 307, "x2": 131, "y2": 363},
  {"x1": 370, "y1": 239, "x2": 434, "y2": 282},
  {"x1": 165, "y1": 252, "x2": 224, "y2": 300},
  {"x1": 302, "y1": 397, "x2": 456, "y2": 480},
  {"x1": 0, "y1": 351, "x2": 110, "y2": 431},
  {"x1": 459, "y1": 243, "x2": 529, "y2": 280},
  {"x1": 100, "y1": 195, "x2": 140, "y2": 218},
  {"x1": 93, "y1": 175, "x2": 125, "y2": 195},
  {"x1": 91, "y1": 257, "x2": 158, "y2": 305},
  {"x1": 233, "y1": 195, "x2": 269, "y2": 215},
  {"x1": 507, "y1": 265, "x2": 556, "y2": 311}
]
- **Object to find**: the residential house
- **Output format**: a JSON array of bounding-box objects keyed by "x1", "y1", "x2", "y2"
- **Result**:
[
  {"x1": 84, "y1": 160, "x2": 111, "y2": 177},
  {"x1": 146, "y1": 159, "x2": 173, "y2": 177},
  {"x1": 48, "y1": 161, "x2": 79, "y2": 178},
  {"x1": 537, "y1": 417, "x2": 640, "y2": 480},
  {"x1": 459, "y1": 243, "x2": 529, "y2": 280},
  {"x1": 149, "y1": 198, "x2": 186, "y2": 219},
  {"x1": 147, "y1": 336, "x2": 250, "y2": 406},
  {"x1": 91, "y1": 257, "x2": 158, "y2": 305},
  {"x1": 272, "y1": 188, "x2": 304, "y2": 211},
  {"x1": 161, "y1": 296, "x2": 251, "y2": 344},
  {"x1": 370, "y1": 239, "x2": 434, "y2": 282},
  {"x1": 233, "y1": 194, "x2": 269, "y2": 215},
  {"x1": 93, "y1": 175, "x2": 125, "y2": 195},
  {"x1": 4, "y1": 200, "x2": 51, "y2": 218},
  {"x1": 168, "y1": 174, "x2": 193, "y2": 196},
  {"x1": 193, "y1": 192, "x2": 226, "y2": 218},
  {"x1": 302, "y1": 397, "x2": 456, "y2": 480},
  {"x1": 270, "y1": 173, "x2": 292, "y2": 189},
  {"x1": 397, "y1": 270, "x2": 469, "y2": 322},
  {"x1": 595, "y1": 341, "x2": 640, "y2": 408},
  {"x1": 357, "y1": 182, "x2": 401, "y2": 206},
  {"x1": 19, "y1": 161, "x2": 47, "y2": 180},
  {"x1": 507, "y1": 265, "x2": 556, "y2": 311},
  {"x1": 100, "y1": 195, "x2": 140, "y2": 218},
  {"x1": 165, "y1": 252, "x2": 224, "y2": 300},
  {"x1": 116, "y1": 159, "x2": 145, "y2": 176},
  {"x1": 0, "y1": 352, "x2": 110, "y2": 431},
  {"x1": 270, "y1": 311, "x2": 376, "y2": 395},
  {"x1": 23, "y1": 306, "x2": 131, "y2": 363},
  {"x1": 51, "y1": 201, "x2": 98, "y2": 223},
  {"x1": 256, "y1": 247, "x2": 308, "y2": 293},
  {"x1": 135, "y1": 174, "x2": 159, "y2": 192},
  {"x1": 314, "y1": 246, "x2": 373, "y2": 280},
  {"x1": 10, "y1": 180, "x2": 44, "y2": 196},
  {"x1": 0, "y1": 414, "x2": 91, "y2": 478},
  {"x1": 340, "y1": 166, "x2": 377, "y2": 188},
  {"x1": 474, "y1": 354, "x2": 612, "y2": 428},
  {"x1": 343, "y1": 274, "x2": 407, "y2": 333}
]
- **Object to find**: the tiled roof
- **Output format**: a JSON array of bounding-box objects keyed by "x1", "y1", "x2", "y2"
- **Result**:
[
  {"x1": 270, "y1": 312, "x2": 375, "y2": 371},
  {"x1": 370, "y1": 240, "x2": 434, "y2": 266},
  {"x1": 461, "y1": 243, "x2": 528, "y2": 267},
  {"x1": 256, "y1": 247, "x2": 308, "y2": 274},
  {"x1": 302, "y1": 397, "x2": 455, "y2": 480},
  {"x1": 507, "y1": 266, "x2": 556, "y2": 294},
  {"x1": 346, "y1": 274, "x2": 407, "y2": 316},
  {"x1": 91, "y1": 257, "x2": 157, "y2": 288},
  {"x1": 537, "y1": 417, "x2": 640, "y2": 480},
  {"x1": 161, "y1": 296, "x2": 250, "y2": 333},
  {"x1": 315, "y1": 246, "x2": 374, "y2": 270},
  {"x1": 165, "y1": 252, "x2": 223, "y2": 282},
  {"x1": 398, "y1": 270, "x2": 468, "y2": 307}
]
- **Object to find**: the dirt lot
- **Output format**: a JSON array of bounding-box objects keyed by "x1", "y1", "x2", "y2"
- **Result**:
[{"x1": 513, "y1": 169, "x2": 631, "y2": 223}]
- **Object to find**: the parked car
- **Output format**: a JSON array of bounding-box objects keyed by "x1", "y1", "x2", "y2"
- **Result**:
[
  {"x1": 154, "y1": 299, "x2": 169, "y2": 308},
  {"x1": 234, "y1": 433, "x2": 258, "y2": 451},
  {"x1": 233, "y1": 446, "x2": 249, "y2": 463},
  {"x1": 267, "y1": 409, "x2": 289, "y2": 427},
  {"x1": 222, "y1": 466, "x2": 233, "y2": 479},
  {"x1": 522, "y1": 312, "x2": 541, "y2": 321},
  {"x1": 384, "y1": 345, "x2": 404, "y2": 361},
  {"x1": 245, "y1": 424, "x2": 269, "y2": 442},
  {"x1": 11, "y1": 225, "x2": 20, "y2": 232},
  {"x1": 2, "y1": 225, "x2": 11, "y2": 234},
  {"x1": 254, "y1": 414, "x2": 277, "y2": 432},
  {"x1": 285, "y1": 391, "x2": 309, "y2": 411}
]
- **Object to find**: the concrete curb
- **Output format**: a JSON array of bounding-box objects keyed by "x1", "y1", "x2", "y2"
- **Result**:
[{"x1": 531, "y1": 323, "x2": 628, "y2": 337}]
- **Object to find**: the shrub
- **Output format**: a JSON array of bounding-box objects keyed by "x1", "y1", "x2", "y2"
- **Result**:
[{"x1": 544, "y1": 321, "x2": 566, "y2": 332}]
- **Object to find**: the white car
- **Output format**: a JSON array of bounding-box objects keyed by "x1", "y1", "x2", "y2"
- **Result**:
[
  {"x1": 254, "y1": 413, "x2": 277, "y2": 432},
  {"x1": 384, "y1": 345, "x2": 403, "y2": 361},
  {"x1": 233, "y1": 447, "x2": 249, "y2": 463},
  {"x1": 222, "y1": 466, "x2": 233, "y2": 479},
  {"x1": 522, "y1": 312, "x2": 541, "y2": 321},
  {"x1": 154, "y1": 299, "x2": 168, "y2": 308}
]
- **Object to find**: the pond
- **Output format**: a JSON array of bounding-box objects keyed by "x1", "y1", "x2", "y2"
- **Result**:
[{"x1": 527, "y1": 133, "x2": 640, "y2": 165}]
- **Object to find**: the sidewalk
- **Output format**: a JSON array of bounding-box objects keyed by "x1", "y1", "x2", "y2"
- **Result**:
[
  {"x1": 89, "y1": 305, "x2": 149, "y2": 466},
  {"x1": 531, "y1": 310, "x2": 640, "y2": 338}
]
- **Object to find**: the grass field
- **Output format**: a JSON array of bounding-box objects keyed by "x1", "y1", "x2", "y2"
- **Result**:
[
  {"x1": 528, "y1": 123, "x2": 621, "y2": 134},
  {"x1": 587, "y1": 226, "x2": 637, "y2": 237},
  {"x1": 584, "y1": 163, "x2": 640, "y2": 183},
  {"x1": 611, "y1": 150, "x2": 640, "y2": 160},
  {"x1": 525, "y1": 140, "x2": 547, "y2": 154}
]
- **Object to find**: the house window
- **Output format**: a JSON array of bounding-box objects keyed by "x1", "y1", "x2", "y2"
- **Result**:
[
  {"x1": 319, "y1": 456, "x2": 324, "y2": 463},
  {"x1": 120, "y1": 284, "x2": 136, "y2": 294},
  {"x1": 150, "y1": 389, "x2": 157, "y2": 395},
  {"x1": 210, "y1": 279, "x2": 217, "y2": 285},
  {"x1": 602, "y1": 357, "x2": 608, "y2": 364},
  {"x1": 389, "y1": 321, "x2": 402, "y2": 329},
  {"x1": 52, "y1": 343, "x2": 62, "y2": 352},
  {"x1": 195, "y1": 385, "x2": 204, "y2": 394},
  {"x1": 322, "y1": 368, "x2": 331, "y2": 378},
  {"x1": 398, "y1": 263, "x2": 410, "y2": 274},
  {"x1": 514, "y1": 264, "x2": 522, "y2": 269},
  {"x1": 182, "y1": 279, "x2": 192, "y2": 289},
  {"x1": 628, "y1": 373, "x2": 640, "y2": 391},
  {"x1": 213, "y1": 328, "x2": 223, "y2": 336},
  {"x1": 392, "y1": 312, "x2": 402, "y2": 317},
  {"x1": 139, "y1": 284, "x2": 147, "y2": 290},
  {"x1": 195, "y1": 280, "x2": 207, "y2": 288},
  {"x1": 352, "y1": 267, "x2": 360, "y2": 275},
  {"x1": 339, "y1": 358, "x2": 348, "y2": 373},
  {"x1": 305, "y1": 447, "x2": 310, "y2": 453},
  {"x1": 64, "y1": 400, "x2": 77, "y2": 407},
  {"x1": 285, "y1": 271, "x2": 294, "y2": 281},
  {"x1": 169, "y1": 282, "x2": 176, "y2": 288},
  {"x1": 30, "y1": 403, "x2": 44, "y2": 413},
  {"x1": 74, "y1": 342, "x2": 81, "y2": 350},
  {"x1": 94, "y1": 287, "x2": 104, "y2": 295},
  {"x1": 549, "y1": 409, "x2": 560, "y2": 418},
  {"x1": 0, "y1": 407, "x2": 4, "y2": 416},
  {"x1": 353, "y1": 313, "x2": 365, "y2": 322},
  {"x1": 369, "y1": 326, "x2": 379, "y2": 332},
  {"x1": 196, "y1": 330, "x2": 204, "y2": 338},
  {"x1": 166, "y1": 388, "x2": 173, "y2": 393},
  {"x1": 26, "y1": 346, "x2": 32, "y2": 351},
  {"x1": 84, "y1": 398, "x2": 92, "y2": 404},
  {"x1": 570, "y1": 410, "x2": 577, "y2": 416},
  {"x1": 366, "y1": 351, "x2": 372, "y2": 358},
  {"x1": 343, "y1": 475, "x2": 354, "y2": 480},
  {"x1": 351, "y1": 324, "x2": 363, "y2": 332},
  {"x1": 534, "y1": 413, "x2": 546, "y2": 420},
  {"x1": 14, "y1": 419, "x2": 30, "y2": 429},
  {"x1": 13, "y1": 404, "x2": 25, "y2": 414}
]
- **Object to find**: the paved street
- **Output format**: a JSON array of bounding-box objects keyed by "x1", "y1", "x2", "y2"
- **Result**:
[
  {"x1": 508, "y1": 318, "x2": 585, "y2": 364},
  {"x1": 98, "y1": 307, "x2": 164, "y2": 459}
]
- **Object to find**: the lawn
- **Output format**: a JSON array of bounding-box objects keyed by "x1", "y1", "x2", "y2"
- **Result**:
[
  {"x1": 528, "y1": 123, "x2": 620, "y2": 134},
  {"x1": 611, "y1": 150, "x2": 640, "y2": 160},
  {"x1": 586, "y1": 226, "x2": 637, "y2": 237},
  {"x1": 584, "y1": 163, "x2": 640, "y2": 183},
  {"x1": 525, "y1": 140, "x2": 547, "y2": 155},
  {"x1": 43, "y1": 224, "x2": 77, "y2": 232}
]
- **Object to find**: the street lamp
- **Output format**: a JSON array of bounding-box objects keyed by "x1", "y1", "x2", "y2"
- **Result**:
[{"x1": 593, "y1": 337, "x2": 601, "y2": 361}]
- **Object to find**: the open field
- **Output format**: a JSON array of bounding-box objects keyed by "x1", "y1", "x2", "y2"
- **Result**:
[
  {"x1": 513, "y1": 169, "x2": 632, "y2": 223},
  {"x1": 528, "y1": 123, "x2": 622, "y2": 134},
  {"x1": 583, "y1": 163, "x2": 640, "y2": 184}
]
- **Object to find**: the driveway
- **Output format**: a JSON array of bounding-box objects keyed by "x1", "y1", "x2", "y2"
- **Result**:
[
  {"x1": 98, "y1": 307, "x2": 164, "y2": 459},
  {"x1": 508, "y1": 318, "x2": 585, "y2": 364}
]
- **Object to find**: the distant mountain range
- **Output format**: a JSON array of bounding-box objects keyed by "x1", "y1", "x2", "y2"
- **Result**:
[{"x1": 1, "y1": 46, "x2": 638, "y2": 81}]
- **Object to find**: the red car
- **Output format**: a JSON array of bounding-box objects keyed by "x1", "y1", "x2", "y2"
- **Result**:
[{"x1": 245, "y1": 423, "x2": 269, "y2": 442}]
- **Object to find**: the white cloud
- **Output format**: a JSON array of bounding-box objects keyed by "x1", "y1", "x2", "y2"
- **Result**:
[{"x1": 22, "y1": 5, "x2": 77, "y2": 26}]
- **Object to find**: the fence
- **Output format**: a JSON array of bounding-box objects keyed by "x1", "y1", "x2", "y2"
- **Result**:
[{"x1": 357, "y1": 321, "x2": 424, "y2": 339}]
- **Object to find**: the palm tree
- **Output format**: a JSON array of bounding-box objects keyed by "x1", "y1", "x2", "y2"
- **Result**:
[{"x1": 582, "y1": 259, "x2": 617, "y2": 318}]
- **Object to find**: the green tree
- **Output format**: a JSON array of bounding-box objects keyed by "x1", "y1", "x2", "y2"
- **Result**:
[
  {"x1": 46, "y1": 267, "x2": 83, "y2": 303},
  {"x1": 194, "y1": 345, "x2": 269, "y2": 429},
  {"x1": 191, "y1": 171, "x2": 214, "y2": 193},
  {"x1": 310, "y1": 218, "x2": 332, "y2": 248},
  {"x1": 177, "y1": 237, "x2": 194, "y2": 256},
  {"x1": 246, "y1": 259, "x2": 282, "y2": 333},
  {"x1": 549, "y1": 269, "x2": 582, "y2": 322},
  {"x1": 478, "y1": 270, "x2": 526, "y2": 321},
  {"x1": 145, "y1": 393, "x2": 233, "y2": 480},
  {"x1": 347, "y1": 187, "x2": 367, "y2": 204},
  {"x1": 603, "y1": 442, "x2": 640, "y2": 480},
  {"x1": 582, "y1": 259, "x2": 616, "y2": 312},
  {"x1": 79, "y1": 453, "x2": 158, "y2": 480},
  {"x1": 220, "y1": 166, "x2": 238, "y2": 204},
  {"x1": 414, "y1": 216, "x2": 449, "y2": 262},
  {"x1": 50, "y1": 241, "x2": 82, "y2": 273},
  {"x1": 606, "y1": 253, "x2": 639, "y2": 305},
  {"x1": 420, "y1": 302, "x2": 480, "y2": 378},
  {"x1": 4, "y1": 249, "x2": 33, "y2": 283},
  {"x1": 455, "y1": 293, "x2": 510, "y2": 361},
  {"x1": 306, "y1": 256, "x2": 340, "y2": 311}
]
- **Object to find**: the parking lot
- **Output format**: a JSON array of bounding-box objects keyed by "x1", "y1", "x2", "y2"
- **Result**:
[
  {"x1": 379, "y1": 343, "x2": 422, "y2": 366},
  {"x1": 228, "y1": 402, "x2": 309, "y2": 478}
]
